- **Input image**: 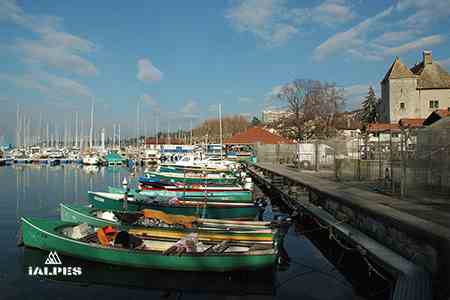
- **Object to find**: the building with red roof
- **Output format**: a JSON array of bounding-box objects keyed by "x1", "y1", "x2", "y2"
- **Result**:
[
  {"x1": 367, "y1": 123, "x2": 400, "y2": 133},
  {"x1": 398, "y1": 118, "x2": 425, "y2": 128}
]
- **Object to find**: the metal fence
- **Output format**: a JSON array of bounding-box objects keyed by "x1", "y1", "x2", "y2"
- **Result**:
[{"x1": 254, "y1": 125, "x2": 450, "y2": 200}]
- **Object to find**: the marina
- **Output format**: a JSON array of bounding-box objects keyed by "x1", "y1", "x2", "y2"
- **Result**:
[
  {"x1": 1, "y1": 1, "x2": 449, "y2": 299},
  {"x1": 1, "y1": 164, "x2": 356, "y2": 299}
]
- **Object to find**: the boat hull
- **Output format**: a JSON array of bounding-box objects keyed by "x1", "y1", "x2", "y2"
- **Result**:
[
  {"x1": 146, "y1": 171, "x2": 238, "y2": 185},
  {"x1": 109, "y1": 186, "x2": 253, "y2": 202},
  {"x1": 88, "y1": 192, "x2": 258, "y2": 220},
  {"x1": 60, "y1": 203, "x2": 274, "y2": 243},
  {"x1": 21, "y1": 217, "x2": 276, "y2": 272}
]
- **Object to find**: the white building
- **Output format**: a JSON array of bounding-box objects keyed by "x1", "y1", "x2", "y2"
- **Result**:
[
  {"x1": 261, "y1": 109, "x2": 289, "y2": 123},
  {"x1": 379, "y1": 51, "x2": 450, "y2": 123}
]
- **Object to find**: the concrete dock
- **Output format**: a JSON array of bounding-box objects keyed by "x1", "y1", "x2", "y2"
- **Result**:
[{"x1": 247, "y1": 162, "x2": 450, "y2": 300}]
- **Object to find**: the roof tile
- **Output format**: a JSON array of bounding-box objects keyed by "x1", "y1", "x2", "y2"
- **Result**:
[{"x1": 224, "y1": 127, "x2": 294, "y2": 144}]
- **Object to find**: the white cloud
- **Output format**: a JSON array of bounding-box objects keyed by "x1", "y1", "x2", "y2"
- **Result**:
[
  {"x1": 314, "y1": 0, "x2": 355, "y2": 22},
  {"x1": 314, "y1": 0, "x2": 450, "y2": 62},
  {"x1": 137, "y1": 58, "x2": 162, "y2": 82},
  {"x1": 292, "y1": 0, "x2": 356, "y2": 27},
  {"x1": 225, "y1": 0, "x2": 356, "y2": 46},
  {"x1": 0, "y1": 0, "x2": 98, "y2": 76},
  {"x1": 0, "y1": 72, "x2": 92, "y2": 100},
  {"x1": 313, "y1": 6, "x2": 393, "y2": 61},
  {"x1": 385, "y1": 35, "x2": 447, "y2": 56},
  {"x1": 396, "y1": 0, "x2": 450, "y2": 29},
  {"x1": 15, "y1": 39, "x2": 98, "y2": 76},
  {"x1": 226, "y1": 0, "x2": 356, "y2": 46},
  {"x1": 226, "y1": 0, "x2": 298, "y2": 46},
  {"x1": 373, "y1": 30, "x2": 419, "y2": 45}
]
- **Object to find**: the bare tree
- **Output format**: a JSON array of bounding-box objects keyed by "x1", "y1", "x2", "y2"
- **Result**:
[
  {"x1": 192, "y1": 115, "x2": 250, "y2": 143},
  {"x1": 276, "y1": 79, "x2": 345, "y2": 141}
]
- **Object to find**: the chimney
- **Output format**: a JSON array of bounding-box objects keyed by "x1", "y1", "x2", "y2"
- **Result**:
[{"x1": 423, "y1": 50, "x2": 432, "y2": 65}]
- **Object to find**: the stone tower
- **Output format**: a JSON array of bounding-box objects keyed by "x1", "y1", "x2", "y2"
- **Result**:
[
  {"x1": 379, "y1": 57, "x2": 418, "y2": 123},
  {"x1": 379, "y1": 51, "x2": 450, "y2": 123}
]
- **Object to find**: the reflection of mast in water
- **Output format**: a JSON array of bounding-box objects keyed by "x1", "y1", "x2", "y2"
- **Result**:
[
  {"x1": 24, "y1": 167, "x2": 29, "y2": 208},
  {"x1": 89, "y1": 174, "x2": 93, "y2": 192},
  {"x1": 74, "y1": 165, "x2": 78, "y2": 204},
  {"x1": 63, "y1": 165, "x2": 66, "y2": 203},
  {"x1": 16, "y1": 167, "x2": 20, "y2": 217}
]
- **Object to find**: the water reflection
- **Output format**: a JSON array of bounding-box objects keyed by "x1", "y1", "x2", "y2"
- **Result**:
[
  {"x1": 22, "y1": 247, "x2": 275, "y2": 298},
  {"x1": 0, "y1": 165, "x2": 356, "y2": 300}
]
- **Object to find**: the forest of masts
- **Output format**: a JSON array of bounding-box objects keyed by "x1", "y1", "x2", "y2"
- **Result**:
[{"x1": 14, "y1": 105, "x2": 252, "y2": 149}]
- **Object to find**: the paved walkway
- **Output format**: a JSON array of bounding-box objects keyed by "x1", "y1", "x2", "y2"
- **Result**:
[
  {"x1": 256, "y1": 163, "x2": 450, "y2": 238},
  {"x1": 279, "y1": 165, "x2": 450, "y2": 229}
]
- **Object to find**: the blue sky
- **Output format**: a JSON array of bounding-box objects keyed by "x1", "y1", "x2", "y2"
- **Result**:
[{"x1": 1, "y1": 0, "x2": 450, "y2": 143}]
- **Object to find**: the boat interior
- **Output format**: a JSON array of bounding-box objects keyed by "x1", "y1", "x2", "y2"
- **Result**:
[{"x1": 59, "y1": 223, "x2": 274, "y2": 255}]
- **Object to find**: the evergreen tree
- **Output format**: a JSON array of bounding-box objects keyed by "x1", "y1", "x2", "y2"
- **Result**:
[
  {"x1": 251, "y1": 116, "x2": 261, "y2": 126},
  {"x1": 359, "y1": 86, "x2": 378, "y2": 125}
]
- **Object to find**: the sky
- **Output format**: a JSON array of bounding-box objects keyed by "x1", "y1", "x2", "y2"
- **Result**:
[{"x1": 1, "y1": 0, "x2": 450, "y2": 143}]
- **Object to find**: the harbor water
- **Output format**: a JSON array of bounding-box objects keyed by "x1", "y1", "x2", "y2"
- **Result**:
[{"x1": 0, "y1": 164, "x2": 356, "y2": 299}]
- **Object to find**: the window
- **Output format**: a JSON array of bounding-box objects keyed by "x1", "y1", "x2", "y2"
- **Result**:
[
  {"x1": 400, "y1": 102, "x2": 405, "y2": 109},
  {"x1": 429, "y1": 100, "x2": 439, "y2": 109}
]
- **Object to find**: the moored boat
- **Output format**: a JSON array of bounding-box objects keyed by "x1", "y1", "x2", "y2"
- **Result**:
[
  {"x1": 20, "y1": 217, "x2": 276, "y2": 272},
  {"x1": 60, "y1": 203, "x2": 276, "y2": 243},
  {"x1": 145, "y1": 171, "x2": 238, "y2": 185},
  {"x1": 23, "y1": 247, "x2": 275, "y2": 295},
  {"x1": 115, "y1": 176, "x2": 253, "y2": 202},
  {"x1": 88, "y1": 191, "x2": 259, "y2": 219}
]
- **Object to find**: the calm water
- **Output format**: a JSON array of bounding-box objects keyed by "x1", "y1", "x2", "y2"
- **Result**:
[{"x1": 0, "y1": 164, "x2": 356, "y2": 300}]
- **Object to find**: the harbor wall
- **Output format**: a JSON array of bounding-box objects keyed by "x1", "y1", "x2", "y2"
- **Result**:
[{"x1": 247, "y1": 162, "x2": 449, "y2": 300}]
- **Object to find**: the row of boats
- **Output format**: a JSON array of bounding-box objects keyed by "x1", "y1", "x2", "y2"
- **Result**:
[
  {"x1": 19, "y1": 161, "x2": 287, "y2": 272},
  {"x1": 2, "y1": 144, "x2": 254, "y2": 167}
]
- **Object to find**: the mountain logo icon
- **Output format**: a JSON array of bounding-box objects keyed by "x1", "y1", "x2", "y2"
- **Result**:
[{"x1": 44, "y1": 251, "x2": 62, "y2": 265}]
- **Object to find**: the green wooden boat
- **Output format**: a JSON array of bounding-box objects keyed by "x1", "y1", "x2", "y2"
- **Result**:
[
  {"x1": 158, "y1": 165, "x2": 233, "y2": 174},
  {"x1": 20, "y1": 217, "x2": 276, "y2": 271},
  {"x1": 145, "y1": 171, "x2": 238, "y2": 185},
  {"x1": 107, "y1": 186, "x2": 253, "y2": 203},
  {"x1": 59, "y1": 203, "x2": 276, "y2": 243},
  {"x1": 23, "y1": 247, "x2": 275, "y2": 295},
  {"x1": 88, "y1": 192, "x2": 259, "y2": 220}
]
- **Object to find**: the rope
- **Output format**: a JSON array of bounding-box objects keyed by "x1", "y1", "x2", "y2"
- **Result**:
[
  {"x1": 362, "y1": 255, "x2": 390, "y2": 282},
  {"x1": 303, "y1": 216, "x2": 392, "y2": 286},
  {"x1": 296, "y1": 218, "x2": 348, "y2": 235},
  {"x1": 329, "y1": 228, "x2": 354, "y2": 251}
]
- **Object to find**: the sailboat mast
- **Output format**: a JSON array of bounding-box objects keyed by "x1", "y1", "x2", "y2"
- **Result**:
[
  {"x1": 46, "y1": 123, "x2": 49, "y2": 147},
  {"x1": 155, "y1": 113, "x2": 159, "y2": 145},
  {"x1": 136, "y1": 101, "x2": 140, "y2": 148},
  {"x1": 219, "y1": 104, "x2": 223, "y2": 160},
  {"x1": 89, "y1": 100, "x2": 94, "y2": 149},
  {"x1": 113, "y1": 124, "x2": 116, "y2": 148},
  {"x1": 75, "y1": 112, "x2": 79, "y2": 148},
  {"x1": 118, "y1": 124, "x2": 121, "y2": 149},
  {"x1": 190, "y1": 118, "x2": 193, "y2": 145},
  {"x1": 16, "y1": 104, "x2": 20, "y2": 148}
]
